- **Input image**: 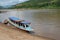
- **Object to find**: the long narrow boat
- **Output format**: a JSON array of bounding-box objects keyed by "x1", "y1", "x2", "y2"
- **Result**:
[{"x1": 7, "y1": 17, "x2": 33, "y2": 32}]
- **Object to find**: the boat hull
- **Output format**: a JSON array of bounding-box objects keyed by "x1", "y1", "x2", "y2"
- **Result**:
[{"x1": 7, "y1": 19, "x2": 33, "y2": 32}]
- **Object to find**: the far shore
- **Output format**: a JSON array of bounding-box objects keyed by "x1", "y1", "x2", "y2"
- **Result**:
[{"x1": 0, "y1": 9, "x2": 59, "y2": 12}]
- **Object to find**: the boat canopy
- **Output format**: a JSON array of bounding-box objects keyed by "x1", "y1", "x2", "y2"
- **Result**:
[
  {"x1": 9, "y1": 17, "x2": 30, "y2": 24},
  {"x1": 9, "y1": 17, "x2": 20, "y2": 21}
]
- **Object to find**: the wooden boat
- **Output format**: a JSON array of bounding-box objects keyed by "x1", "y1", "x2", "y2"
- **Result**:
[{"x1": 6, "y1": 17, "x2": 33, "y2": 32}]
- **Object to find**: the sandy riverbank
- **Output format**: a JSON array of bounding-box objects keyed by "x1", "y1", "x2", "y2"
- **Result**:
[{"x1": 0, "y1": 23, "x2": 53, "y2": 40}]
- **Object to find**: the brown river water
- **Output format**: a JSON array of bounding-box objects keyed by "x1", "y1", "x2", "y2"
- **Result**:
[{"x1": 0, "y1": 9, "x2": 60, "y2": 40}]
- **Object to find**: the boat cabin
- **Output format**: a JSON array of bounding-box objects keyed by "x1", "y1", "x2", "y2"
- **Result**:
[{"x1": 9, "y1": 17, "x2": 31, "y2": 28}]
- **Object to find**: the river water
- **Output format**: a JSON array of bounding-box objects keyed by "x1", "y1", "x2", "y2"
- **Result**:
[{"x1": 0, "y1": 9, "x2": 60, "y2": 40}]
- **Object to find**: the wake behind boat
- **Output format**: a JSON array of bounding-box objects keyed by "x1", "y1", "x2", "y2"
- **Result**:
[{"x1": 3, "y1": 17, "x2": 33, "y2": 32}]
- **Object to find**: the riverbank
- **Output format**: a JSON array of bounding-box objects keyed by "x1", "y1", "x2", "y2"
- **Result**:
[
  {"x1": 0, "y1": 23, "x2": 53, "y2": 40},
  {"x1": 0, "y1": 9, "x2": 59, "y2": 11}
]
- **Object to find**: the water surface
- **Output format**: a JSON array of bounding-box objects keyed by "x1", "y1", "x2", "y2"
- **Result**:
[{"x1": 0, "y1": 9, "x2": 60, "y2": 40}]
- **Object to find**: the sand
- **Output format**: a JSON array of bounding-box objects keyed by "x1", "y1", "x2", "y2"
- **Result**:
[{"x1": 0, "y1": 23, "x2": 53, "y2": 40}]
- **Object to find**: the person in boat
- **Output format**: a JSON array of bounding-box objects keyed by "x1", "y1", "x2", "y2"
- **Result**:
[{"x1": 20, "y1": 21, "x2": 31, "y2": 28}]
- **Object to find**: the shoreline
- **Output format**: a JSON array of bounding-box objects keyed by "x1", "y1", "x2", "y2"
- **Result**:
[
  {"x1": 0, "y1": 23, "x2": 54, "y2": 40},
  {"x1": 0, "y1": 9, "x2": 59, "y2": 12}
]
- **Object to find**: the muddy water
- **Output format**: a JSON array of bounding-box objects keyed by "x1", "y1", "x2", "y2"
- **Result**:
[{"x1": 0, "y1": 9, "x2": 60, "y2": 40}]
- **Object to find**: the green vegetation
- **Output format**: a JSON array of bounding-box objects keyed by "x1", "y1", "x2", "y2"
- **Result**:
[{"x1": 5, "y1": 0, "x2": 60, "y2": 9}]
